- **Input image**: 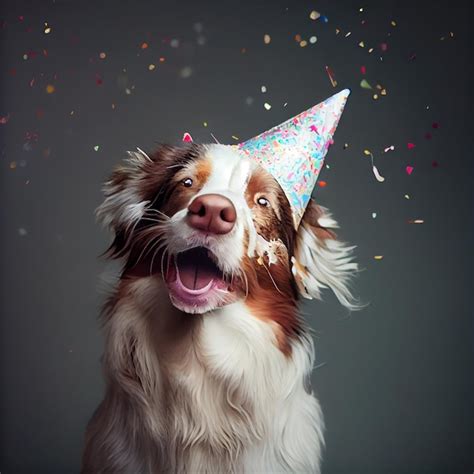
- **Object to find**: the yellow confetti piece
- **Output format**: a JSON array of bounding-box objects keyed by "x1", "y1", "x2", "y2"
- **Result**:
[
  {"x1": 360, "y1": 79, "x2": 372, "y2": 89},
  {"x1": 374, "y1": 255, "x2": 384, "y2": 260},
  {"x1": 203, "y1": 121, "x2": 208, "y2": 127},
  {"x1": 363, "y1": 149, "x2": 372, "y2": 156},
  {"x1": 309, "y1": 10, "x2": 320, "y2": 20},
  {"x1": 381, "y1": 88, "x2": 387, "y2": 96},
  {"x1": 391, "y1": 20, "x2": 397, "y2": 26},
  {"x1": 359, "y1": 41, "x2": 365, "y2": 47},
  {"x1": 373, "y1": 94, "x2": 379, "y2": 100},
  {"x1": 404, "y1": 194, "x2": 410, "y2": 200},
  {"x1": 231, "y1": 135, "x2": 239, "y2": 141},
  {"x1": 264, "y1": 102, "x2": 272, "y2": 110},
  {"x1": 264, "y1": 34, "x2": 271, "y2": 44},
  {"x1": 368, "y1": 47, "x2": 374, "y2": 53},
  {"x1": 44, "y1": 26, "x2": 51, "y2": 34},
  {"x1": 46, "y1": 84, "x2": 55, "y2": 94},
  {"x1": 148, "y1": 64, "x2": 156, "y2": 71},
  {"x1": 300, "y1": 40, "x2": 308, "y2": 47}
]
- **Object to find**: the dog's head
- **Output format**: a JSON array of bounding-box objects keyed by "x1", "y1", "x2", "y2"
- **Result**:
[{"x1": 97, "y1": 144, "x2": 358, "y2": 318}]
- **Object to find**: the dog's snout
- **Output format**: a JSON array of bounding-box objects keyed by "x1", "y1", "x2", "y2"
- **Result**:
[{"x1": 187, "y1": 194, "x2": 236, "y2": 235}]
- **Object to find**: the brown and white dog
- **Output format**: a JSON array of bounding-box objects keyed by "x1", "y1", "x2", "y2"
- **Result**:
[{"x1": 81, "y1": 143, "x2": 358, "y2": 473}]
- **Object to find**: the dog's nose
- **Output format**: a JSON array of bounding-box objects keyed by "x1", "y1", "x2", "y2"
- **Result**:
[{"x1": 187, "y1": 194, "x2": 237, "y2": 235}]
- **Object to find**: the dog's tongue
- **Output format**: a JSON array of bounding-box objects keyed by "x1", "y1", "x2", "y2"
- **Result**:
[{"x1": 176, "y1": 248, "x2": 221, "y2": 290}]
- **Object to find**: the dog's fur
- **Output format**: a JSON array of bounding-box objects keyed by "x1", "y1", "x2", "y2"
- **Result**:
[{"x1": 81, "y1": 144, "x2": 358, "y2": 473}]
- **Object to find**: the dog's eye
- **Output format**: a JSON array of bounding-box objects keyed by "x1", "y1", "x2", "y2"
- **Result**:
[
  {"x1": 182, "y1": 178, "x2": 193, "y2": 188},
  {"x1": 256, "y1": 196, "x2": 270, "y2": 207}
]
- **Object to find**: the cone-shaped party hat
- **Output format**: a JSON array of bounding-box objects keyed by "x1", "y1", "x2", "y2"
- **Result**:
[{"x1": 238, "y1": 89, "x2": 350, "y2": 229}]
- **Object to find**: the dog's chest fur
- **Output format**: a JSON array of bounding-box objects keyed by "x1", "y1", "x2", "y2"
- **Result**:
[{"x1": 110, "y1": 277, "x2": 323, "y2": 473}]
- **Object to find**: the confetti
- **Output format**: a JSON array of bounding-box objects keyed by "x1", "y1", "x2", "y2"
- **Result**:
[
  {"x1": 141, "y1": 42, "x2": 148, "y2": 49},
  {"x1": 380, "y1": 42, "x2": 388, "y2": 52},
  {"x1": 44, "y1": 23, "x2": 51, "y2": 34},
  {"x1": 93, "y1": 145, "x2": 100, "y2": 151},
  {"x1": 264, "y1": 34, "x2": 271, "y2": 44},
  {"x1": 345, "y1": 31, "x2": 352, "y2": 38},
  {"x1": 432, "y1": 122, "x2": 439, "y2": 129},
  {"x1": 179, "y1": 66, "x2": 193, "y2": 78},
  {"x1": 182, "y1": 133, "x2": 193, "y2": 142},
  {"x1": 360, "y1": 79, "x2": 372, "y2": 89},
  {"x1": 170, "y1": 39, "x2": 180, "y2": 48},
  {"x1": 10, "y1": 161, "x2": 17, "y2": 169},
  {"x1": 364, "y1": 149, "x2": 385, "y2": 182},
  {"x1": 264, "y1": 102, "x2": 272, "y2": 110},
  {"x1": 203, "y1": 122, "x2": 208, "y2": 127},
  {"x1": 358, "y1": 41, "x2": 365, "y2": 48},
  {"x1": 300, "y1": 40, "x2": 308, "y2": 47},
  {"x1": 325, "y1": 65, "x2": 337, "y2": 87},
  {"x1": 406, "y1": 166, "x2": 414, "y2": 175},
  {"x1": 408, "y1": 219, "x2": 424, "y2": 224},
  {"x1": 372, "y1": 212, "x2": 377, "y2": 219},
  {"x1": 391, "y1": 20, "x2": 397, "y2": 26},
  {"x1": 261, "y1": 85, "x2": 267, "y2": 93},
  {"x1": 18, "y1": 228, "x2": 27, "y2": 236},
  {"x1": 309, "y1": 36, "x2": 317, "y2": 44},
  {"x1": 407, "y1": 142, "x2": 415, "y2": 149},
  {"x1": 404, "y1": 194, "x2": 410, "y2": 199},
  {"x1": 374, "y1": 255, "x2": 384, "y2": 260},
  {"x1": 343, "y1": 143, "x2": 349, "y2": 149},
  {"x1": 318, "y1": 181, "x2": 327, "y2": 188},
  {"x1": 432, "y1": 161, "x2": 439, "y2": 167},
  {"x1": 384, "y1": 145, "x2": 395, "y2": 153},
  {"x1": 0, "y1": 114, "x2": 10, "y2": 124},
  {"x1": 372, "y1": 165, "x2": 385, "y2": 182},
  {"x1": 231, "y1": 135, "x2": 239, "y2": 141},
  {"x1": 46, "y1": 84, "x2": 55, "y2": 94},
  {"x1": 99, "y1": 52, "x2": 106, "y2": 59},
  {"x1": 148, "y1": 64, "x2": 156, "y2": 71},
  {"x1": 360, "y1": 65, "x2": 366, "y2": 74},
  {"x1": 373, "y1": 94, "x2": 379, "y2": 100},
  {"x1": 309, "y1": 10, "x2": 320, "y2": 20}
]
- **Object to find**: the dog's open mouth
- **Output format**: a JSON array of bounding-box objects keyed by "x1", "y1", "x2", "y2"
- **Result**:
[{"x1": 164, "y1": 247, "x2": 232, "y2": 313}]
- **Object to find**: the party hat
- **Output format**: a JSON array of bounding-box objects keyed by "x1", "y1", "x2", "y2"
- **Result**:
[{"x1": 238, "y1": 89, "x2": 350, "y2": 229}]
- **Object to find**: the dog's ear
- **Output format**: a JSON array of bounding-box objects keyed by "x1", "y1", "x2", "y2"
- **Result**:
[{"x1": 291, "y1": 199, "x2": 360, "y2": 310}]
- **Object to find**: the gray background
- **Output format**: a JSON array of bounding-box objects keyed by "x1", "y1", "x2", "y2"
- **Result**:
[{"x1": 1, "y1": 0, "x2": 473, "y2": 472}]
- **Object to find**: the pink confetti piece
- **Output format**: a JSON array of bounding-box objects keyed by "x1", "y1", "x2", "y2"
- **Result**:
[
  {"x1": 380, "y1": 42, "x2": 388, "y2": 52},
  {"x1": 360, "y1": 65, "x2": 366, "y2": 74},
  {"x1": 406, "y1": 165, "x2": 414, "y2": 175},
  {"x1": 0, "y1": 114, "x2": 10, "y2": 124},
  {"x1": 432, "y1": 122, "x2": 439, "y2": 129},
  {"x1": 407, "y1": 142, "x2": 415, "y2": 149},
  {"x1": 182, "y1": 132, "x2": 193, "y2": 142}
]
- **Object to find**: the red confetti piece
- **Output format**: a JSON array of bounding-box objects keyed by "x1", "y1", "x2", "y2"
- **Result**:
[
  {"x1": 318, "y1": 180, "x2": 327, "y2": 187},
  {"x1": 407, "y1": 142, "x2": 415, "y2": 149},
  {"x1": 360, "y1": 65, "x2": 366, "y2": 74},
  {"x1": 141, "y1": 42, "x2": 148, "y2": 49},
  {"x1": 182, "y1": 132, "x2": 193, "y2": 142},
  {"x1": 406, "y1": 165, "x2": 414, "y2": 175},
  {"x1": 432, "y1": 122, "x2": 439, "y2": 129},
  {"x1": 95, "y1": 74, "x2": 103, "y2": 85}
]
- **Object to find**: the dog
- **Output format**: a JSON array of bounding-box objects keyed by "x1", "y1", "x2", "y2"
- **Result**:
[{"x1": 81, "y1": 143, "x2": 358, "y2": 473}]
